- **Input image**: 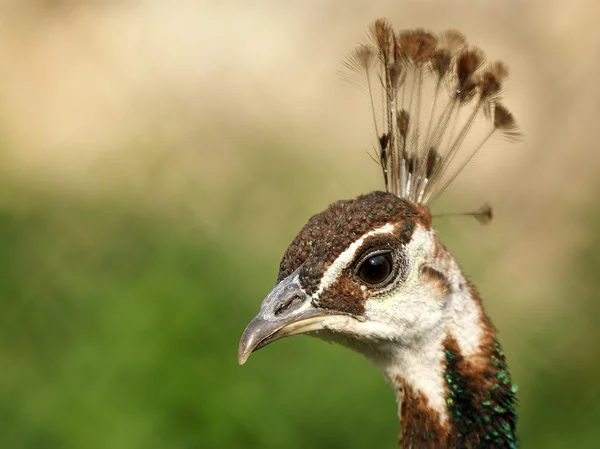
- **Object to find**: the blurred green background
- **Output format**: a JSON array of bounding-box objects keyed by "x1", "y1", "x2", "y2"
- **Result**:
[{"x1": 1, "y1": 1, "x2": 600, "y2": 448}]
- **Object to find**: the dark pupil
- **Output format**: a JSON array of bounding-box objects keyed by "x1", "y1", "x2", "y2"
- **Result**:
[{"x1": 358, "y1": 253, "x2": 393, "y2": 285}]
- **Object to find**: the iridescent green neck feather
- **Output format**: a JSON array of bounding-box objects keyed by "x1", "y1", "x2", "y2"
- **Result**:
[{"x1": 443, "y1": 335, "x2": 518, "y2": 448}]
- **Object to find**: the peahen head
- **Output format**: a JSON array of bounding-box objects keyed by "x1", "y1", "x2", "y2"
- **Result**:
[
  {"x1": 239, "y1": 19, "x2": 519, "y2": 448},
  {"x1": 238, "y1": 192, "x2": 442, "y2": 364}
]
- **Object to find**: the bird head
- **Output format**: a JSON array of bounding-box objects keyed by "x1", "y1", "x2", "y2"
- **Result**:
[
  {"x1": 237, "y1": 19, "x2": 520, "y2": 447},
  {"x1": 238, "y1": 191, "x2": 449, "y2": 366}
]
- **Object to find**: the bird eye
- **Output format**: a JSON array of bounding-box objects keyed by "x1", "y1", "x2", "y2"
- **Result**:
[{"x1": 356, "y1": 252, "x2": 394, "y2": 286}]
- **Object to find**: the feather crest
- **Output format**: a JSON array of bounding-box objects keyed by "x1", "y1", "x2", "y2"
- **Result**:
[{"x1": 342, "y1": 19, "x2": 521, "y2": 205}]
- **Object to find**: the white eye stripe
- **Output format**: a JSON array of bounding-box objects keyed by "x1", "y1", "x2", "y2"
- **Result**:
[{"x1": 313, "y1": 223, "x2": 396, "y2": 298}]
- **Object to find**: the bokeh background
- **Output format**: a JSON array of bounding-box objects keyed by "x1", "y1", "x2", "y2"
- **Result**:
[{"x1": 1, "y1": 1, "x2": 599, "y2": 448}]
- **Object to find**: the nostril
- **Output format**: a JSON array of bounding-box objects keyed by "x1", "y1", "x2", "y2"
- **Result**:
[{"x1": 274, "y1": 293, "x2": 304, "y2": 316}]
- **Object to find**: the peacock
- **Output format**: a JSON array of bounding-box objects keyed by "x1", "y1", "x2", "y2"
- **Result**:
[{"x1": 238, "y1": 18, "x2": 520, "y2": 448}]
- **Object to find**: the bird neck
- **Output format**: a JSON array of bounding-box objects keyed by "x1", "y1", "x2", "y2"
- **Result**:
[{"x1": 377, "y1": 239, "x2": 518, "y2": 448}]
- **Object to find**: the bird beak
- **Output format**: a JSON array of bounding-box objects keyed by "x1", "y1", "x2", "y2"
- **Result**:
[{"x1": 238, "y1": 268, "x2": 337, "y2": 365}]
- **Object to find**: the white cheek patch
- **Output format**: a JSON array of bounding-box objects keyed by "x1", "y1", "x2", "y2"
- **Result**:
[
  {"x1": 362, "y1": 226, "x2": 451, "y2": 421},
  {"x1": 363, "y1": 226, "x2": 488, "y2": 423},
  {"x1": 313, "y1": 223, "x2": 396, "y2": 298}
]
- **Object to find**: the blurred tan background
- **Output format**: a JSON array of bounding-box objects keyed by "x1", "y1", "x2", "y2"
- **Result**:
[{"x1": 0, "y1": 1, "x2": 599, "y2": 448}]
